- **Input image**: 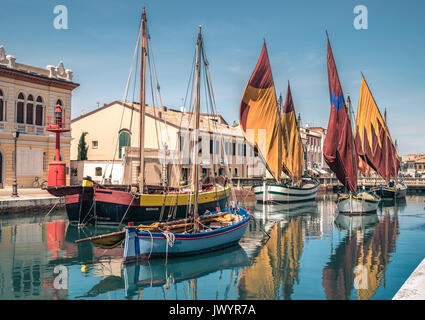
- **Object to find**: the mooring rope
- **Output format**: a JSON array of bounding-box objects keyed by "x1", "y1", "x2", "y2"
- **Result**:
[{"x1": 162, "y1": 230, "x2": 175, "y2": 265}]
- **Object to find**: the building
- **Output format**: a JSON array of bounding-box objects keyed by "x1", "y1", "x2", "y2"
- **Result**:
[
  {"x1": 299, "y1": 124, "x2": 328, "y2": 175},
  {"x1": 401, "y1": 153, "x2": 425, "y2": 176},
  {"x1": 70, "y1": 100, "x2": 264, "y2": 186},
  {"x1": 0, "y1": 45, "x2": 79, "y2": 188}
]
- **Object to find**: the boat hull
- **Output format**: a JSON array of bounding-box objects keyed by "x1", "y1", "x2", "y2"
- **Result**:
[
  {"x1": 336, "y1": 194, "x2": 380, "y2": 214},
  {"x1": 371, "y1": 185, "x2": 407, "y2": 199},
  {"x1": 63, "y1": 185, "x2": 230, "y2": 225},
  {"x1": 252, "y1": 179, "x2": 320, "y2": 203},
  {"x1": 123, "y1": 207, "x2": 251, "y2": 262}
]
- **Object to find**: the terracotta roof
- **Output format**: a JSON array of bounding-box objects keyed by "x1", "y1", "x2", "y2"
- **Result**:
[{"x1": 72, "y1": 100, "x2": 242, "y2": 137}]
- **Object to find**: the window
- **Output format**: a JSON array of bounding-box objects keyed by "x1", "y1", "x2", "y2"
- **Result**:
[
  {"x1": 215, "y1": 140, "x2": 219, "y2": 155},
  {"x1": 118, "y1": 130, "x2": 131, "y2": 158},
  {"x1": 92, "y1": 141, "x2": 98, "y2": 149},
  {"x1": 0, "y1": 89, "x2": 4, "y2": 122},
  {"x1": 35, "y1": 96, "x2": 43, "y2": 126},
  {"x1": 26, "y1": 94, "x2": 34, "y2": 124},
  {"x1": 209, "y1": 139, "x2": 213, "y2": 154},
  {"x1": 16, "y1": 93, "x2": 25, "y2": 124},
  {"x1": 232, "y1": 142, "x2": 236, "y2": 156},
  {"x1": 243, "y1": 144, "x2": 247, "y2": 157},
  {"x1": 180, "y1": 135, "x2": 184, "y2": 151},
  {"x1": 234, "y1": 168, "x2": 238, "y2": 177},
  {"x1": 95, "y1": 167, "x2": 102, "y2": 176}
]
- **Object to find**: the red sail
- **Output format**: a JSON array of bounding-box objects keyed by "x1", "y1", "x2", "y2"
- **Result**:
[
  {"x1": 354, "y1": 75, "x2": 400, "y2": 184},
  {"x1": 323, "y1": 34, "x2": 358, "y2": 193}
]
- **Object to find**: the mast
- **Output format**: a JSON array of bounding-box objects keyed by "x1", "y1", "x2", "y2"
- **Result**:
[
  {"x1": 192, "y1": 25, "x2": 202, "y2": 232},
  {"x1": 346, "y1": 94, "x2": 357, "y2": 193},
  {"x1": 138, "y1": 7, "x2": 147, "y2": 193},
  {"x1": 277, "y1": 93, "x2": 283, "y2": 183}
]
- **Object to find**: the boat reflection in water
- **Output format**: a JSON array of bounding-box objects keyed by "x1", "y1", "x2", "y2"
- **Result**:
[
  {"x1": 253, "y1": 200, "x2": 318, "y2": 221},
  {"x1": 122, "y1": 245, "x2": 249, "y2": 298},
  {"x1": 334, "y1": 213, "x2": 379, "y2": 232},
  {"x1": 322, "y1": 204, "x2": 399, "y2": 300},
  {"x1": 238, "y1": 200, "x2": 319, "y2": 299}
]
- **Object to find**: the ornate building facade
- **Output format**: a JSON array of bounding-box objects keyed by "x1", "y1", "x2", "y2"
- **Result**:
[{"x1": 0, "y1": 45, "x2": 79, "y2": 188}]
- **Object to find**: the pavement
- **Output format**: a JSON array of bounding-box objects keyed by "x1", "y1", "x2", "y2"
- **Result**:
[
  {"x1": 0, "y1": 187, "x2": 63, "y2": 214},
  {"x1": 393, "y1": 258, "x2": 425, "y2": 300},
  {"x1": 0, "y1": 187, "x2": 57, "y2": 200}
]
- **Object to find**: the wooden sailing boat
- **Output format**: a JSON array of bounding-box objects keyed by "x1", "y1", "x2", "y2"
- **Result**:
[
  {"x1": 324, "y1": 32, "x2": 380, "y2": 214},
  {"x1": 46, "y1": 8, "x2": 231, "y2": 225},
  {"x1": 354, "y1": 74, "x2": 406, "y2": 199},
  {"x1": 77, "y1": 25, "x2": 251, "y2": 261},
  {"x1": 240, "y1": 43, "x2": 319, "y2": 204}
]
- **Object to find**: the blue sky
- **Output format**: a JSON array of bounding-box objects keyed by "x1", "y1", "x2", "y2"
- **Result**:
[{"x1": 1, "y1": 0, "x2": 424, "y2": 154}]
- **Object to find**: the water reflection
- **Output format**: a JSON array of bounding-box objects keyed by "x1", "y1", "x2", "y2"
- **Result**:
[
  {"x1": 0, "y1": 195, "x2": 416, "y2": 300},
  {"x1": 237, "y1": 200, "x2": 320, "y2": 299},
  {"x1": 322, "y1": 206, "x2": 399, "y2": 300}
]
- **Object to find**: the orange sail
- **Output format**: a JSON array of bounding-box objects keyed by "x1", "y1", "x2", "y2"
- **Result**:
[
  {"x1": 281, "y1": 82, "x2": 304, "y2": 182},
  {"x1": 354, "y1": 74, "x2": 400, "y2": 183},
  {"x1": 239, "y1": 42, "x2": 281, "y2": 181}
]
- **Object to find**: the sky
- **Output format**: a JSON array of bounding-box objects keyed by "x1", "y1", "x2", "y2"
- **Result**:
[{"x1": 1, "y1": 0, "x2": 424, "y2": 155}]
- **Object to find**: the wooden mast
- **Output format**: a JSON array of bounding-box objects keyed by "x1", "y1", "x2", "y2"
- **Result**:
[
  {"x1": 277, "y1": 93, "x2": 282, "y2": 183},
  {"x1": 139, "y1": 7, "x2": 147, "y2": 193},
  {"x1": 192, "y1": 25, "x2": 202, "y2": 232}
]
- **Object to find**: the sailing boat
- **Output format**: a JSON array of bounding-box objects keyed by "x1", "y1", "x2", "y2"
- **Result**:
[
  {"x1": 46, "y1": 8, "x2": 231, "y2": 225},
  {"x1": 240, "y1": 42, "x2": 319, "y2": 203},
  {"x1": 354, "y1": 74, "x2": 407, "y2": 199},
  {"x1": 324, "y1": 32, "x2": 380, "y2": 214},
  {"x1": 77, "y1": 25, "x2": 251, "y2": 261}
]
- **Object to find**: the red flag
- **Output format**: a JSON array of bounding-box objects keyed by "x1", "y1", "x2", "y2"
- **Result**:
[{"x1": 323, "y1": 34, "x2": 358, "y2": 193}]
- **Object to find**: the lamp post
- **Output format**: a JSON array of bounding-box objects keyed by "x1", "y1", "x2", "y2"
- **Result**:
[{"x1": 12, "y1": 130, "x2": 20, "y2": 197}]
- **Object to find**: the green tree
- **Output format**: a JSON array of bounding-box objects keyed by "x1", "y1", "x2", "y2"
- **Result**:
[{"x1": 77, "y1": 132, "x2": 89, "y2": 160}]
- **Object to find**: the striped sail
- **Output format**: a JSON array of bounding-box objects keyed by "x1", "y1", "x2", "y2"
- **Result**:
[
  {"x1": 354, "y1": 74, "x2": 400, "y2": 183},
  {"x1": 281, "y1": 82, "x2": 304, "y2": 183},
  {"x1": 239, "y1": 42, "x2": 282, "y2": 181}
]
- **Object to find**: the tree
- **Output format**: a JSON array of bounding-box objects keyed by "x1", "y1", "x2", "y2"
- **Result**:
[{"x1": 77, "y1": 132, "x2": 89, "y2": 160}]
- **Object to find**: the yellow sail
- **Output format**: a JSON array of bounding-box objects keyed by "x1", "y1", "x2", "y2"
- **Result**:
[
  {"x1": 239, "y1": 43, "x2": 282, "y2": 181},
  {"x1": 281, "y1": 83, "x2": 304, "y2": 182}
]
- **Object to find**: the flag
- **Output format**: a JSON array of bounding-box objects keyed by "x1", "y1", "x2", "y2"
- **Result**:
[
  {"x1": 323, "y1": 34, "x2": 358, "y2": 193},
  {"x1": 239, "y1": 42, "x2": 281, "y2": 181}
]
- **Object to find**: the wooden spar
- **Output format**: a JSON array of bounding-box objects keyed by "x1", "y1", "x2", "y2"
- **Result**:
[
  {"x1": 346, "y1": 94, "x2": 357, "y2": 193},
  {"x1": 75, "y1": 211, "x2": 232, "y2": 244},
  {"x1": 139, "y1": 7, "x2": 147, "y2": 193},
  {"x1": 75, "y1": 230, "x2": 125, "y2": 243},
  {"x1": 277, "y1": 93, "x2": 282, "y2": 183},
  {"x1": 192, "y1": 25, "x2": 202, "y2": 233}
]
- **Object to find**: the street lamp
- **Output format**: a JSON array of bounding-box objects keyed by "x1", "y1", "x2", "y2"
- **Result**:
[{"x1": 12, "y1": 130, "x2": 20, "y2": 197}]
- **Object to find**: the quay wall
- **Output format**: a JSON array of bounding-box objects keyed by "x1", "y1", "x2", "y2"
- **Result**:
[{"x1": 0, "y1": 195, "x2": 64, "y2": 215}]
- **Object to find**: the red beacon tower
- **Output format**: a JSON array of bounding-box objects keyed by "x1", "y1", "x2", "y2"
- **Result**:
[{"x1": 46, "y1": 104, "x2": 70, "y2": 186}]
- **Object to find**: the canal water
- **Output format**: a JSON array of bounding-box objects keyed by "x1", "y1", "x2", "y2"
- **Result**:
[{"x1": 1, "y1": 194, "x2": 425, "y2": 300}]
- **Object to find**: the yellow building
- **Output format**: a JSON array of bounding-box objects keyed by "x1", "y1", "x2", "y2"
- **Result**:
[
  {"x1": 0, "y1": 44, "x2": 79, "y2": 188},
  {"x1": 70, "y1": 100, "x2": 264, "y2": 186}
]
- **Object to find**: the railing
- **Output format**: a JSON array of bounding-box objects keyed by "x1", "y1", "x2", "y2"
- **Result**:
[{"x1": 229, "y1": 176, "x2": 425, "y2": 188}]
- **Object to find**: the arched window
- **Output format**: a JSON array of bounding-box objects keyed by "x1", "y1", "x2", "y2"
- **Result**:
[
  {"x1": 56, "y1": 99, "x2": 65, "y2": 126},
  {"x1": 118, "y1": 130, "x2": 131, "y2": 158},
  {"x1": 35, "y1": 96, "x2": 43, "y2": 126},
  {"x1": 0, "y1": 89, "x2": 4, "y2": 122},
  {"x1": 16, "y1": 93, "x2": 25, "y2": 124},
  {"x1": 26, "y1": 94, "x2": 34, "y2": 124}
]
